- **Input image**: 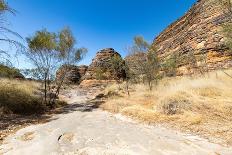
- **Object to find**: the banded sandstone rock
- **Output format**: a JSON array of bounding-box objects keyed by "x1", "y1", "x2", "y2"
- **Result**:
[
  {"x1": 83, "y1": 48, "x2": 125, "y2": 80},
  {"x1": 152, "y1": 0, "x2": 232, "y2": 75}
]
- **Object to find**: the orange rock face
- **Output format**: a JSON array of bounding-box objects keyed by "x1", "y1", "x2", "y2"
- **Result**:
[
  {"x1": 83, "y1": 48, "x2": 125, "y2": 80},
  {"x1": 152, "y1": 0, "x2": 232, "y2": 75}
]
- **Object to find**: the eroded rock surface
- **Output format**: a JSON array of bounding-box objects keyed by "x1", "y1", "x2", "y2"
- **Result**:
[
  {"x1": 83, "y1": 48, "x2": 125, "y2": 80},
  {"x1": 56, "y1": 65, "x2": 88, "y2": 84},
  {"x1": 152, "y1": 0, "x2": 232, "y2": 75}
]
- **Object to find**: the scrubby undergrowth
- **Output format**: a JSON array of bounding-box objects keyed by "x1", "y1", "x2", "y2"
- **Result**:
[
  {"x1": 0, "y1": 78, "x2": 66, "y2": 115},
  {"x1": 101, "y1": 70, "x2": 232, "y2": 145}
]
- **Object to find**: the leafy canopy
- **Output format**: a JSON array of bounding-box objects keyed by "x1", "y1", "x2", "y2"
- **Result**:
[
  {"x1": 223, "y1": 23, "x2": 232, "y2": 54},
  {"x1": 132, "y1": 36, "x2": 150, "y2": 53},
  {"x1": 27, "y1": 29, "x2": 57, "y2": 52}
]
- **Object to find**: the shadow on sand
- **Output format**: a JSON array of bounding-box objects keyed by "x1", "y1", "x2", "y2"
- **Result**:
[{"x1": 0, "y1": 98, "x2": 104, "y2": 144}]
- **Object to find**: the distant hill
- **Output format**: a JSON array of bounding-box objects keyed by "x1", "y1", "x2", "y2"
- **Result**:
[{"x1": 0, "y1": 64, "x2": 24, "y2": 79}]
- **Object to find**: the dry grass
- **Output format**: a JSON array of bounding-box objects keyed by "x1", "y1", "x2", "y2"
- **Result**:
[
  {"x1": 0, "y1": 78, "x2": 45, "y2": 114},
  {"x1": 101, "y1": 70, "x2": 232, "y2": 145}
]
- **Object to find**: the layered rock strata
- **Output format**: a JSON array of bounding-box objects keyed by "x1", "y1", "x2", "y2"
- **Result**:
[
  {"x1": 152, "y1": 0, "x2": 232, "y2": 75},
  {"x1": 83, "y1": 48, "x2": 125, "y2": 80}
]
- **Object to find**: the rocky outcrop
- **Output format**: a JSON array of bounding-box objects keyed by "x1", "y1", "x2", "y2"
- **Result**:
[
  {"x1": 56, "y1": 65, "x2": 88, "y2": 84},
  {"x1": 83, "y1": 48, "x2": 125, "y2": 80},
  {"x1": 152, "y1": 0, "x2": 232, "y2": 75}
]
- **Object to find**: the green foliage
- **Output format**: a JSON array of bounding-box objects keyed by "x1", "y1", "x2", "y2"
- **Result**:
[
  {"x1": 162, "y1": 54, "x2": 177, "y2": 77},
  {"x1": 27, "y1": 29, "x2": 57, "y2": 52},
  {"x1": 129, "y1": 36, "x2": 150, "y2": 54},
  {"x1": 223, "y1": 23, "x2": 232, "y2": 55},
  {"x1": 58, "y1": 27, "x2": 75, "y2": 57},
  {"x1": 143, "y1": 48, "x2": 160, "y2": 90},
  {"x1": 133, "y1": 36, "x2": 150, "y2": 52},
  {"x1": 25, "y1": 27, "x2": 87, "y2": 104},
  {"x1": 0, "y1": 0, "x2": 13, "y2": 13},
  {"x1": 57, "y1": 27, "x2": 88, "y2": 63},
  {"x1": 75, "y1": 48, "x2": 88, "y2": 61},
  {"x1": 126, "y1": 36, "x2": 160, "y2": 90},
  {"x1": 0, "y1": 64, "x2": 24, "y2": 78},
  {"x1": 26, "y1": 29, "x2": 65, "y2": 104},
  {"x1": 109, "y1": 55, "x2": 125, "y2": 81},
  {"x1": 95, "y1": 67, "x2": 106, "y2": 80},
  {"x1": 55, "y1": 28, "x2": 87, "y2": 99},
  {"x1": 0, "y1": 0, "x2": 7, "y2": 12}
]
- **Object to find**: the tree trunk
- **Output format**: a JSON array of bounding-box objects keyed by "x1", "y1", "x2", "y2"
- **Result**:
[
  {"x1": 44, "y1": 72, "x2": 47, "y2": 104},
  {"x1": 148, "y1": 80, "x2": 152, "y2": 91},
  {"x1": 52, "y1": 67, "x2": 69, "y2": 104},
  {"x1": 126, "y1": 80, "x2": 130, "y2": 96}
]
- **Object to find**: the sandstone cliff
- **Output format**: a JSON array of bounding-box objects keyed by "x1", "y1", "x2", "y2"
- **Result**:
[{"x1": 152, "y1": 0, "x2": 232, "y2": 75}]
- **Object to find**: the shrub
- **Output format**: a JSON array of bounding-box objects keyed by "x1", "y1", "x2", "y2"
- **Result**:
[{"x1": 156, "y1": 93, "x2": 191, "y2": 115}]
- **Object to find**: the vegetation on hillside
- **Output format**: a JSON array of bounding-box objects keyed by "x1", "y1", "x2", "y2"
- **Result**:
[
  {"x1": 223, "y1": 23, "x2": 232, "y2": 55},
  {"x1": 0, "y1": 64, "x2": 24, "y2": 78}
]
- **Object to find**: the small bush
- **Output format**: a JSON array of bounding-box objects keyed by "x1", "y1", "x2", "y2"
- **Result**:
[
  {"x1": 104, "y1": 83, "x2": 121, "y2": 97},
  {"x1": 156, "y1": 91, "x2": 192, "y2": 115},
  {"x1": 157, "y1": 94, "x2": 191, "y2": 115}
]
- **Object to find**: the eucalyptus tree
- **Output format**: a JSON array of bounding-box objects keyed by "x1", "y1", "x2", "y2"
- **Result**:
[
  {"x1": 126, "y1": 36, "x2": 160, "y2": 90},
  {"x1": 143, "y1": 48, "x2": 160, "y2": 91},
  {"x1": 126, "y1": 36, "x2": 151, "y2": 82},
  {"x1": 54, "y1": 27, "x2": 87, "y2": 97},
  {"x1": 26, "y1": 29, "x2": 58, "y2": 104},
  {"x1": 25, "y1": 28, "x2": 87, "y2": 105}
]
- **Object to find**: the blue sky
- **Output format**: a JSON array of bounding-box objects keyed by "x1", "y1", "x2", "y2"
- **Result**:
[{"x1": 6, "y1": 0, "x2": 196, "y2": 69}]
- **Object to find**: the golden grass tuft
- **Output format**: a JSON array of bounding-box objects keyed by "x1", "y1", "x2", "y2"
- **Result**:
[
  {"x1": 0, "y1": 78, "x2": 44, "y2": 114},
  {"x1": 101, "y1": 70, "x2": 232, "y2": 144}
]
